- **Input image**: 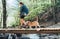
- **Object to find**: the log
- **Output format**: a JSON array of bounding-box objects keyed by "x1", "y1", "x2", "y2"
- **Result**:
[{"x1": 0, "y1": 28, "x2": 60, "y2": 34}]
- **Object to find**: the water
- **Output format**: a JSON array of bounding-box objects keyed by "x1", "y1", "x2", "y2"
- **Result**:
[
  {"x1": 21, "y1": 34, "x2": 59, "y2": 39},
  {"x1": 21, "y1": 34, "x2": 40, "y2": 39},
  {"x1": 0, "y1": 33, "x2": 60, "y2": 39}
]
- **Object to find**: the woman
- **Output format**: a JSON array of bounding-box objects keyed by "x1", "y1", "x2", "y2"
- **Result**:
[{"x1": 19, "y1": 2, "x2": 29, "y2": 27}]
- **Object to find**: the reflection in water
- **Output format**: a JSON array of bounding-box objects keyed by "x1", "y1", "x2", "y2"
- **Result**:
[
  {"x1": 21, "y1": 34, "x2": 59, "y2": 39},
  {"x1": 22, "y1": 34, "x2": 39, "y2": 39},
  {"x1": 0, "y1": 33, "x2": 60, "y2": 39}
]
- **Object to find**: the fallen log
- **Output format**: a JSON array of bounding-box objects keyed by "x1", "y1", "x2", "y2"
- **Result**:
[{"x1": 0, "y1": 28, "x2": 60, "y2": 34}]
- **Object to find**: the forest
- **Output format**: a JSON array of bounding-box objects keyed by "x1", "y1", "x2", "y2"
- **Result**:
[{"x1": 0, "y1": 0, "x2": 60, "y2": 28}]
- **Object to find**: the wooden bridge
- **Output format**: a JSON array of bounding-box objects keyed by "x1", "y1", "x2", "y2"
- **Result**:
[{"x1": 0, "y1": 28, "x2": 60, "y2": 34}]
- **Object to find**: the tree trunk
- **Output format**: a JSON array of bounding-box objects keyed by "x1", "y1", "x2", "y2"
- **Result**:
[{"x1": 2, "y1": 0, "x2": 7, "y2": 28}]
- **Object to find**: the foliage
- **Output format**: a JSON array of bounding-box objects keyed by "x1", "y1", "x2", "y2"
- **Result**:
[
  {"x1": 6, "y1": 0, "x2": 55, "y2": 26},
  {"x1": 24, "y1": 0, "x2": 53, "y2": 20},
  {"x1": 1, "y1": 0, "x2": 59, "y2": 27}
]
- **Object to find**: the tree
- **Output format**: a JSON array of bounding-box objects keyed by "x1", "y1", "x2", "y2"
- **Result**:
[{"x1": 2, "y1": 0, "x2": 7, "y2": 28}]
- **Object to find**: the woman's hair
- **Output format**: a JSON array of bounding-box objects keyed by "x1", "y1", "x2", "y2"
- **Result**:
[{"x1": 20, "y1": 2, "x2": 24, "y2": 5}]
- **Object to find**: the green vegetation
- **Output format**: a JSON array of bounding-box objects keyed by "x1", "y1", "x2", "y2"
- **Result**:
[
  {"x1": 24, "y1": 0, "x2": 53, "y2": 20},
  {"x1": 2, "y1": 0, "x2": 56, "y2": 27},
  {"x1": 0, "y1": 0, "x2": 60, "y2": 27}
]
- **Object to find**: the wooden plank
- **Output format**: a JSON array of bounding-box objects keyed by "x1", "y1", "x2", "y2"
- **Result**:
[{"x1": 0, "y1": 28, "x2": 60, "y2": 34}]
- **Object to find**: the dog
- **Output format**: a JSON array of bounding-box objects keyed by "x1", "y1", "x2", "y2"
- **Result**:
[
  {"x1": 26, "y1": 16, "x2": 39, "y2": 27},
  {"x1": 26, "y1": 21, "x2": 39, "y2": 26},
  {"x1": 20, "y1": 16, "x2": 39, "y2": 28}
]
